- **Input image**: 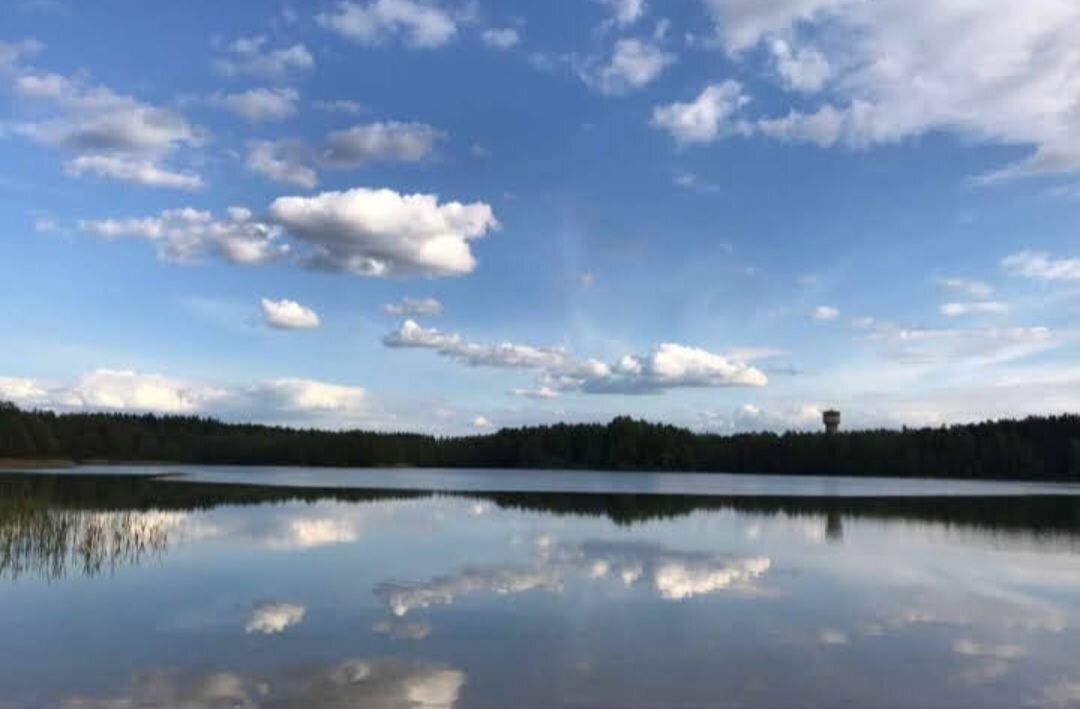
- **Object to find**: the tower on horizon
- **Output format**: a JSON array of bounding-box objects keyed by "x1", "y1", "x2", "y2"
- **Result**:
[{"x1": 823, "y1": 409, "x2": 841, "y2": 434}]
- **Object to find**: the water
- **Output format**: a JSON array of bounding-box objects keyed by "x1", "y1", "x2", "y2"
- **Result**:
[{"x1": 1, "y1": 469, "x2": 1079, "y2": 708}]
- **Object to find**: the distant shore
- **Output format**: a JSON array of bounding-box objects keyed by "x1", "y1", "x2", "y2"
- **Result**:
[{"x1": 2, "y1": 402, "x2": 1079, "y2": 481}]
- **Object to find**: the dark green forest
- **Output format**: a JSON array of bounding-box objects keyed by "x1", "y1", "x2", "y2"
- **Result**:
[{"x1": 2, "y1": 401, "x2": 1080, "y2": 480}]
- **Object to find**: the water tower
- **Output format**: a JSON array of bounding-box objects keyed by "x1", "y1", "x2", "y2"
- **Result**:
[{"x1": 823, "y1": 409, "x2": 841, "y2": 434}]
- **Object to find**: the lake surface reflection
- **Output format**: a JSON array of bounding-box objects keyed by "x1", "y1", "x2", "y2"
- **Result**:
[{"x1": 1, "y1": 471, "x2": 1079, "y2": 708}]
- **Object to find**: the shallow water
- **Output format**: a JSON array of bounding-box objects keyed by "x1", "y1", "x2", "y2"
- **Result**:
[{"x1": 1, "y1": 470, "x2": 1079, "y2": 708}]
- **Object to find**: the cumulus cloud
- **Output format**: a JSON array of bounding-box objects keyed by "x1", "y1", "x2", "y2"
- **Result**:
[
  {"x1": 1003, "y1": 251, "x2": 1080, "y2": 282},
  {"x1": 261, "y1": 297, "x2": 321, "y2": 329},
  {"x1": 321, "y1": 121, "x2": 442, "y2": 167},
  {"x1": 768, "y1": 38, "x2": 830, "y2": 92},
  {"x1": 249, "y1": 378, "x2": 366, "y2": 413},
  {"x1": 471, "y1": 415, "x2": 493, "y2": 429},
  {"x1": 576, "y1": 38, "x2": 674, "y2": 96},
  {"x1": 212, "y1": 35, "x2": 315, "y2": 79},
  {"x1": 269, "y1": 187, "x2": 498, "y2": 277},
  {"x1": 0, "y1": 376, "x2": 49, "y2": 404},
  {"x1": 708, "y1": 403, "x2": 825, "y2": 433},
  {"x1": 384, "y1": 320, "x2": 768, "y2": 393},
  {"x1": 481, "y1": 28, "x2": 519, "y2": 49},
  {"x1": 317, "y1": 0, "x2": 459, "y2": 49},
  {"x1": 6, "y1": 54, "x2": 204, "y2": 189},
  {"x1": 79, "y1": 206, "x2": 288, "y2": 265},
  {"x1": 209, "y1": 88, "x2": 299, "y2": 123},
  {"x1": 245, "y1": 140, "x2": 318, "y2": 188},
  {"x1": 593, "y1": 0, "x2": 647, "y2": 26},
  {"x1": 939, "y1": 302, "x2": 1009, "y2": 317},
  {"x1": 383, "y1": 297, "x2": 443, "y2": 316},
  {"x1": 651, "y1": 81, "x2": 751, "y2": 145},
  {"x1": 244, "y1": 122, "x2": 442, "y2": 187},
  {"x1": 78, "y1": 187, "x2": 494, "y2": 279},
  {"x1": 245, "y1": 602, "x2": 306, "y2": 634},
  {"x1": 812, "y1": 305, "x2": 839, "y2": 321},
  {"x1": 59, "y1": 369, "x2": 226, "y2": 414},
  {"x1": 692, "y1": 0, "x2": 1080, "y2": 180},
  {"x1": 64, "y1": 155, "x2": 202, "y2": 190},
  {"x1": 0, "y1": 370, "x2": 368, "y2": 425}
]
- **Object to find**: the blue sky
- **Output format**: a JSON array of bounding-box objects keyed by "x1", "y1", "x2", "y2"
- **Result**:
[{"x1": 1, "y1": 0, "x2": 1078, "y2": 434}]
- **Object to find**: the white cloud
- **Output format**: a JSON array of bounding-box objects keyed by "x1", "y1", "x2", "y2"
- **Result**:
[
  {"x1": 481, "y1": 28, "x2": 520, "y2": 49},
  {"x1": 244, "y1": 122, "x2": 441, "y2": 187},
  {"x1": 261, "y1": 297, "x2": 321, "y2": 329},
  {"x1": 865, "y1": 325, "x2": 1059, "y2": 366},
  {"x1": 268, "y1": 187, "x2": 498, "y2": 277},
  {"x1": 651, "y1": 81, "x2": 751, "y2": 145},
  {"x1": 939, "y1": 277, "x2": 993, "y2": 299},
  {"x1": 812, "y1": 305, "x2": 839, "y2": 321},
  {"x1": 249, "y1": 378, "x2": 366, "y2": 413},
  {"x1": 768, "y1": 38, "x2": 830, "y2": 92},
  {"x1": 0, "y1": 38, "x2": 42, "y2": 70},
  {"x1": 383, "y1": 297, "x2": 443, "y2": 316},
  {"x1": 64, "y1": 155, "x2": 203, "y2": 190},
  {"x1": 384, "y1": 320, "x2": 768, "y2": 393},
  {"x1": 577, "y1": 38, "x2": 674, "y2": 96},
  {"x1": 321, "y1": 121, "x2": 442, "y2": 167},
  {"x1": 708, "y1": 402, "x2": 824, "y2": 433},
  {"x1": 317, "y1": 0, "x2": 459, "y2": 49},
  {"x1": 60, "y1": 369, "x2": 226, "y2": 414},
  {"x1": 212, "y1": 35, "x2": 314, "y2": 79},
  {"x1": 209, "y1": 88, "x2": 299, "y2": 123},
  {"x1": 939, "y1": 301, "x2": 1009, "y2": 317},
  {"x1": 697, "y1": 0, "x2": 1080, "y2": 180},
  {"x1": 1003, "y1": 251, "x2": 1080, "y2": 282},
  {"x1": 245, "y1": 602, "x2": 306, "y2": 634},
  {"x1": 0, "y1": 376, "x2": 49, "y2": 405},
  {"x1": 245, "y1": 140, "x2": 318, "y2": 188},
  {"x1": 593, "y1": 0, "x2": 647, "y2": 26},
  {"x1": 1, "y1": 370, "x2": 372, "y2": 426},
  {"x1": 6, "y1": 57, "x2": 204, "y2": 189},
  {"x1": 471, "y1": 415, "x2": 493, "y2": 429},
  {"x1": 512, "y1": 386, "x2": 559, "y2": 400},
  {"x1": 79, "y1": 206, "x2": 288, "y2": 265}
]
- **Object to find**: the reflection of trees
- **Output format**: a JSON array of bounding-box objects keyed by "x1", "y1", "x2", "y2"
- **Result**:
[{"x1": 1, "y1": 472, "x2": 1079, "y2": 581}]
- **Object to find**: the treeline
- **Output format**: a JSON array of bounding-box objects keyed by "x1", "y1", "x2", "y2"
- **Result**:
[{"x1": 2, "y1": 401, "x2": 1080, "y2": 480}]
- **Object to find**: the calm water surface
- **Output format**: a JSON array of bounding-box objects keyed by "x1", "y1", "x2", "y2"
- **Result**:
[{"x1": 1, "y1": 468, "x2": 1079, "y2": 708}]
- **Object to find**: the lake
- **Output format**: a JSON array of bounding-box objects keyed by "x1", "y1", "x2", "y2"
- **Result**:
[{"x1": 1, "y1": 467, "x2": 1079, "y2": 708}]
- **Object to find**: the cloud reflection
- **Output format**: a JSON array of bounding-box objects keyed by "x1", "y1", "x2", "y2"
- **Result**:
[
  {"x1": 377, "y1": 537, "x2": 771, "y2": 616},
  {"x1": 244, "y1": 602, "x2": 306, "y2": 635},
  {"x1": 61, "y1": 659, "x2": 464, "y2": 709}
]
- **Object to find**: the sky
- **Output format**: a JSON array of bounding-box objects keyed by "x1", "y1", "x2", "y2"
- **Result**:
[{"x1": 0, "y1": 0, "x2": 1078, "y2": 435}]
